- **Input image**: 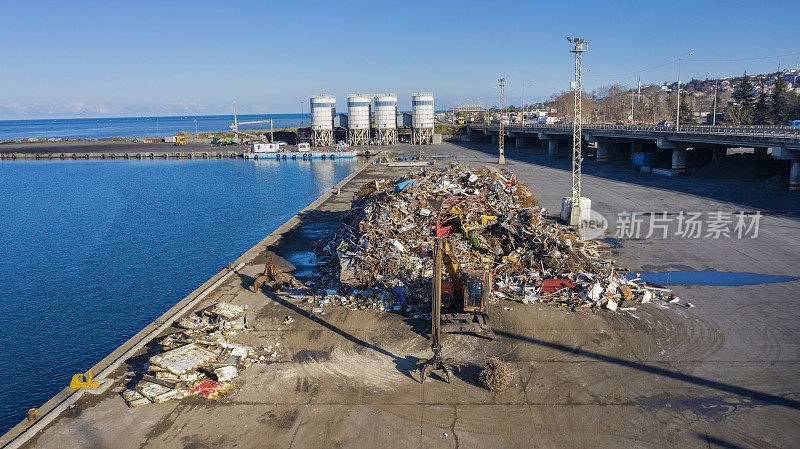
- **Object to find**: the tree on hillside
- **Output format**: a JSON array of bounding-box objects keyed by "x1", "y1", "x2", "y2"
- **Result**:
[
  {"x1": 638, "y1": 86, "x2": 668, "y2": 124},
  {"x1": 792, "y1": 94, "x2": 800, "y2": 122},
  {"x1": 771, "y1": 76, "x2": 790, "y2": 125},
  {"x1": 732, "y1": 71, "x2": 757, "y2": 108},
  {"x1": 723, "y1": 104, "x2": 754, "y2": 125},
  {"x1": 676, "y1": 91, "x2": 696, "y2": 124},
  {"x1": 548, "y1": 91, "x2": 591, "y2": 123},
  {"x1": 754, "y1": 93, "x2": 771, "y2": 125}
]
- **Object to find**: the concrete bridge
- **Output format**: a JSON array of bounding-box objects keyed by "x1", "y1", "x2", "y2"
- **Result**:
[{"x1": 467, "y1": 123, "x2": 800, "y2": 190}]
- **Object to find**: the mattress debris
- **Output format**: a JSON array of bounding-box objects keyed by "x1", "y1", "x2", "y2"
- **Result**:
[{"x1": 121, "y1": 301, "x2": 260, "y2": 407}]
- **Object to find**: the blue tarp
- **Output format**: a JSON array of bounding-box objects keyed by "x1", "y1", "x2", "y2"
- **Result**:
[{"x1": 394, "y1": 178, "x2": 418, "y2": 192}]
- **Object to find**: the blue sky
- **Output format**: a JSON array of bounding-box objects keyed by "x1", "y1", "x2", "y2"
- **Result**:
[{"x1": 1, "y1": 0, "x2": 798, "y2": 119}]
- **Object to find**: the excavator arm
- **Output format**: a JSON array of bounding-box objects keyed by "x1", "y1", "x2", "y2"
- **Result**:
[
  {"x1": 441, "y1": 240, "x2": 463, "y2": 301},
  {"x1": 437, "y1": 239, "x2": 494, "y2": 340}
]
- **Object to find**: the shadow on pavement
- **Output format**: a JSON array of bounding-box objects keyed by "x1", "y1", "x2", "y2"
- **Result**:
[
  {"x1": 494, "y1": 328, "x2": 800, "y2": 411},
  {"x1": 251, "y1": 280, "x2": 420, "y2": 383}
]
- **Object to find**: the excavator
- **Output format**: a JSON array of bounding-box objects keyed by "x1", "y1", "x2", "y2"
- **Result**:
[
  {"x1": 439, "y1": 239, "x2": 494, "y2": 340},
  {"x1": 418, "y1": 238, "x2": 493, "y2": 383}
]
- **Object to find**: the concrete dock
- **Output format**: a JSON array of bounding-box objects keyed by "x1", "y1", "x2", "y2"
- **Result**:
[
  {"x1": 0, "y1": 141, "x2": 379, "y2": 160},
  {"x1": 2, "y1": 141, "x2": 799, "y2": 448}
]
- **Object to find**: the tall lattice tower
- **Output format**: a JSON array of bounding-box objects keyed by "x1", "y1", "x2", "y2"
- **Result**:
[
  {"x1": 498, "y1": 78, "x2": 506, "y2": 165},
  {"x1": 568, "y1": 37, "x2": 588, "y2": 202},
  {"x1": 560, "y1": 37, "x2": 591, "y2": 227}
]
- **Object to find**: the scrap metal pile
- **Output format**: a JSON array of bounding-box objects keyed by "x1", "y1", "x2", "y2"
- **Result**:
[
  {"x1": 314, "y1": 165, "x2": 683, "y2": 313},
  {"x1": 121, "y1": 302, "x2": 259, "y2": 407}
]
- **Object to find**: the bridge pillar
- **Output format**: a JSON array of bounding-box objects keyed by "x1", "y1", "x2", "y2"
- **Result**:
[
  {"x1": 791, "y1": 160, "x2": 800, "y2": 191},
  {"x1": 671, "y1": 148, "x2": 687, "y2": 172},
  {"x1": 596, "y1": 141, "x2": 609, "y2": 163},
  {"x1": 491, "y1": 134, "x2": 498, "y2": 145},
  {"x1": 548, "y1": 139, "x2": 559, "y2": 157},
  {"x1": 514, "y1": 135, "x2": 527, "y2": 149}
]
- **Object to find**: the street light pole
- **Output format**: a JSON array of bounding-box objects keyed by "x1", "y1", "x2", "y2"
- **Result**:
[
  {"x1": 676, "y1": 52, "x2": 694, "y2": 132},
  {"x1": 522, "y1": 79, "x2": 532, "y2": 123},
  {"x1": 713, "y1": 78, "x2": 718, "y2": 126},
  {"x1": 624, "y1": 81, "x2": 633, "y2": 123},
  {"x1": 706, "y1": 71, "x2": 719, "y2": 126},
  {"x1": 631, "y1": 93, "x2": 634, "y2": 124}
]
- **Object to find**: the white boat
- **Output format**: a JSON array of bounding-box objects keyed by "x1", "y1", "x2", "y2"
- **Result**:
[{"x1": 243, "y1": 141, "x2": 357, "y2": 160}]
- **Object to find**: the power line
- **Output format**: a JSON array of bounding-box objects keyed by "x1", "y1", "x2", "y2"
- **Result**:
[
  {"x1": 584, "y1": 58, "x2": 678, "y2": 79},
  {"x1": 690, "y1": 51, "x2": 800, "y2": 62}
]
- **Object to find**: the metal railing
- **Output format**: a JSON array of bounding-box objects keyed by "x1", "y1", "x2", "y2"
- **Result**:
[{"x1": 469, "y1": 122, "x2": 800, "y2": 139}]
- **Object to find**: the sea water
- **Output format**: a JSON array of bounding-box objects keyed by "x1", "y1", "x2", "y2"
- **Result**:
[
  {"x1": 0, "y1": 157, "x2": 359, "y2": 433},
  {"x1": 0, "y1": 114, "x2": 310, "y2": 140}
]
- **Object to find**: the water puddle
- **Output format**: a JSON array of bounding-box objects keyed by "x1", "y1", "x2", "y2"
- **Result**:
[
  {"x1": 598, "y1": 237, "x2": 621, "y2": 254},
  {"x1": 628, "y1": 271, "x2": 798, "y2": 286},
  {"x1": 283, "y1": 250, "x2": 318, "y2": 278}
]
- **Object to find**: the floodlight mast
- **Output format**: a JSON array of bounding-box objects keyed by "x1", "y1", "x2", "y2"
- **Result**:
[
  {"x1": 567, "y1": 37, "x2": 589, "y2": 203},
  {"x1": 498, "y1": 77, "x2": 506, "y2": 165}
]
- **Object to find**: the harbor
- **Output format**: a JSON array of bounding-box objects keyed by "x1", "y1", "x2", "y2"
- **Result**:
[{"x1": 2, "y1": 140, "x2": 799, "y2": 448}]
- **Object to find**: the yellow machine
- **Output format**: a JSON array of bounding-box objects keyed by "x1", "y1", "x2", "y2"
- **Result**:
[
  {"x1": 418, "y1": 238, "x2": 494, "y2": 383},
  {"x1": 439, "y1": 240, "x2": 494, "y2": 339},
  {"x1": 70, "y1": 370, "x2": 100, "y2": 389},
  {"x1": 174, "y1": 136, "x2": 186, "y2": 146}
]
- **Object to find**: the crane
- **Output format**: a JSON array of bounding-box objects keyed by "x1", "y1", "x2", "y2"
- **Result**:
[{"x1": 229, "y1": 101, "x2": 275, "y2": 142}]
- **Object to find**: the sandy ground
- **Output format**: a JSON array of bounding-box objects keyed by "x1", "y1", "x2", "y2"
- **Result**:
[{"x1": 10, "y1": 141, "x2": 800, "y2": 448}]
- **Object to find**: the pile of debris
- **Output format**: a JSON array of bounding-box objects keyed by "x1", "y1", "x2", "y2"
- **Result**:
[
  {"x1": 121, "y1": 302, "x2": 256, "y2": 407},
  {"x1": 310, "y1": 165, "x2": 686, "y2": 313}
]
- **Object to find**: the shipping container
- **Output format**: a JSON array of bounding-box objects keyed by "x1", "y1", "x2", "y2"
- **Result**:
[{"x1": 632, "y1": 152, "x2": 655, "y2": 167}]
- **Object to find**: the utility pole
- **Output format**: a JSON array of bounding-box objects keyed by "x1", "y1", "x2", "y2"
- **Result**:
[
  {"x1": 562, "y1": 37, "x2": 590, "y2": 227},
  {"x1": 636, "y1": 76, "x2": 642, "y2": 124},
  {"x1": 676, "y1": 52, "x2": 694, "y2": 132},
  {"x1": 232, "y1": 101, "x2": 239, "y2": 142},
  {"x1": 270, "y1": 118, "x2": 274, "y2": 142},
  {"x1": 498, "y1": 78, "x2": 506, "y2": 165},
  {"x1": 631, "y1": 92, "x2": 634, "y2": 124},
  {"x1": 707, "y1": 71, "x2": 718, "y2": 126}
]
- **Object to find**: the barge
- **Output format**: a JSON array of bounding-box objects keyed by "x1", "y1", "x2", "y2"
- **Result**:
[{"x1": 243, "y1": 142, "x2": 358, "y2": 160}]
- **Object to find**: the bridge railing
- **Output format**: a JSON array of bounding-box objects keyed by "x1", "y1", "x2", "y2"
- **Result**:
[{"x1": 468, "y1": 122, "x2": 800, "y2": 139}]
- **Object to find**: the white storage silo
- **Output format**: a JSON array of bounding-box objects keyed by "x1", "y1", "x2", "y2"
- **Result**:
[
  {"x1": 310, "y1": 95, "x2": 336, "y2": 146},
  {"x1": 412, "y1": 92, "x2": 434, "y2": 144},
  {"x1": 373, "y1": 94, "x2": 398, "y2": 145},
  {"x1": 346, "y1": 94, "x2": 371, "y2": 146}
]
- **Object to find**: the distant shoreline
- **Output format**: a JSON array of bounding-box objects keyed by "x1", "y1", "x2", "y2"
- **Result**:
[{"x1": 0, "y1": 127, "x2": 301, "y2": 146}]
